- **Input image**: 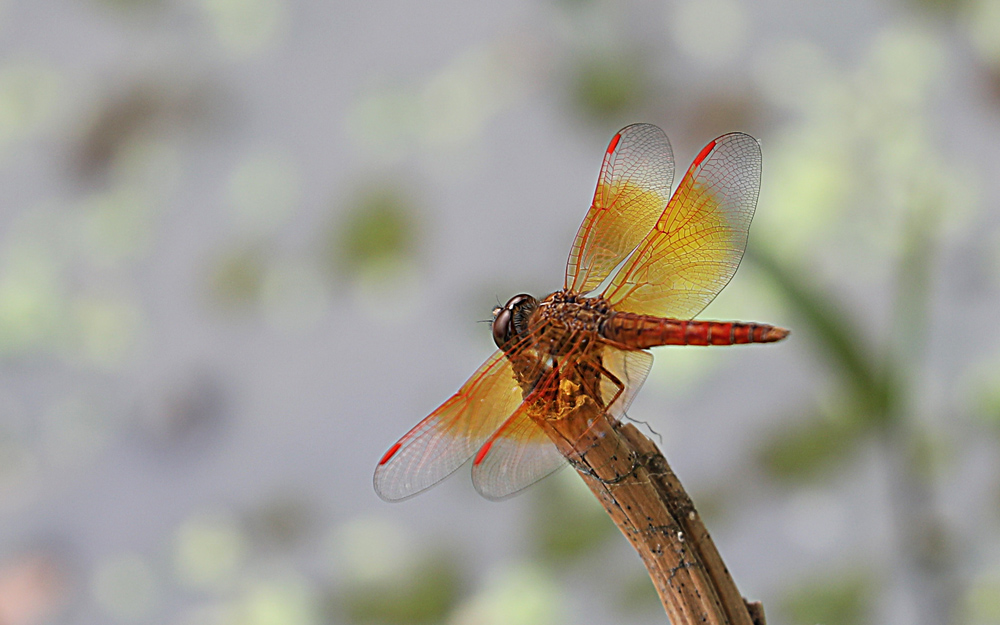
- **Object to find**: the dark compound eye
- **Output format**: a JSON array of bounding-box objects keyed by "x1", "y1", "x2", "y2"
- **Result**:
[
  {"x1": 492, "y1": 294, "x2": 537, "y2": 350},
  {"x1": 492, "y1": 306, "x2": 512, "y2": 348}
]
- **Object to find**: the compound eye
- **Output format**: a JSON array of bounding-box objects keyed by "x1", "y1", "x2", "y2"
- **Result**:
[
  {"x1": 492, "y1": 294, "x2": 536, "y2": 350},
  {"x1": 492, "y1": 307, "x2": 513, "y2": 348}
]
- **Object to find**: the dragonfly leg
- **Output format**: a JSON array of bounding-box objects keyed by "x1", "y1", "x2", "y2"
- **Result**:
[
  {"x1": 598, "y1": 360, "x2": 625, "y2": 410},
  {"x1": 563, "y1": 359, "x2": 644, "y2": 486},
  {"x1": 569, "y1": 355, "x2": 624, "y2": 412}
]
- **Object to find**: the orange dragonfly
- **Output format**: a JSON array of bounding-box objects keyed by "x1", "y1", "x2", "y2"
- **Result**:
[{"x1": 375, "y1": 123, "x2": 788, "y2": 501}]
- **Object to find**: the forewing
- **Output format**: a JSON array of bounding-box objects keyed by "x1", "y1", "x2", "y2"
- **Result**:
[
  {"x1": 471, "y1": 346, "x2": 653, "y2": 500},
  {"x1": 603, "y1": 133, "x2": 761, "y2": 319},
  {"x1": 565, "y1": 124, "x2": 674, "y2": 294},
  {"x1": 374, "y1": 349, "x2": 531, "y2": 501}
]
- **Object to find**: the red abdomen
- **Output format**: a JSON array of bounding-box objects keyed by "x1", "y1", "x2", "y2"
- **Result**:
[{"x1": 601, "y1": 312, "x2": 788, "y2": 349}]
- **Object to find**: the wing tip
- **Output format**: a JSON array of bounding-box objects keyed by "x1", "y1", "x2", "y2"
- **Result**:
[
  {"x1": 692, "y1": 139, "x2": 717, "y2": 168},
  {"x1": 606, "y1": 132, "x2": 622, "y2": 154},
  {"x1": 378, "y1": 442, "x2": 402, "y2": 465},
  {"x1": 372, "y1": 468, "x2": 397, "y2": 502}
]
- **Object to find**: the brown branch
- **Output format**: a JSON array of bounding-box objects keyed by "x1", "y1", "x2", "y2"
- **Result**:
[{"x1": 535, "y1": 385, "x2": 762, "y2": 625}]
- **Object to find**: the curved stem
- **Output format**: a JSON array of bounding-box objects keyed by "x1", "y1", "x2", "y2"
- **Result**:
[{"x1": 535, "y1": 398, "x2": 761, "y2": 625}]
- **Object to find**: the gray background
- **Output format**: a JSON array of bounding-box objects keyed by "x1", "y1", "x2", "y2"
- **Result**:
[{"x1": 0, "y1": 1, "x2": 998, "y2": 624}]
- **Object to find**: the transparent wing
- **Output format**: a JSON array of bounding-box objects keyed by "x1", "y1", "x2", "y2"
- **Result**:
[
  {"x1": 603, "y1": 133, "x2": 761, "y2": 319},
  {"x1": 471, "y1": 397, "x2": 566, "y2": 501},
  {"x1": 565, "y1": 124, "x2": 674, "y2": 294},
  {"x1": 471, "y1": 345, "x2": 653, "y2": 500},
  {"x1": 374, "y1": 348, "x2": 535, "y2": 501}
]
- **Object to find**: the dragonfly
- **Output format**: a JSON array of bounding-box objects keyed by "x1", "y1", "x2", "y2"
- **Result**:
[{"x1": 375, "y1": 123, "x2": 788, "y2": 502}]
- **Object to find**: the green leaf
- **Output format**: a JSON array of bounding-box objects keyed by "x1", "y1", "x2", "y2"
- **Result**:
[
  {"x1": 616, "y1": 570, "x2": 661, "y2": 614},
  {"x1": 328, "y1": 186, "x2": 420, "y2": 282},
  {"x1": 529, "y1": 470, "x2": 617, "y2": 564},
  {"x1": 780, "y1": 570, "x2": 875, "y2": 625},
  {"x1": 965, "y1": 572, "x2": 1000, "y2": 624},
  {"x1": 748, "y1": 247, "x2": 893, "y2": 417},
  {"x1": 975, "y1": 382, "x2": 1000, "y2": 428},
  {"x1": 336, "y1": 554, "x2": 463, "y2": 625},
  {"x1": 906, "y1": 0, "x2": 964, "y2": 17},
  {"x1": 757, "y1": 407, "x2": 869, "y2": 481},
  {"x1": 570, "y1": 53, "x2": 650, "y2": 121}
]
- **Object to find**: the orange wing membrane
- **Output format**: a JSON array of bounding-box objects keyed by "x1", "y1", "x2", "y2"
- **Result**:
[
  {"x1": 374, "y1": 349, "x2": 530, "y2": 501},
  {"x1": 603, "y1": 133, "x2": 761, "y2": 319},
  {"x1": 565, "y1": 124, "x2": 674, "y2": 294},
  {"x1": 471, "y1": 345, "x2": 653, "y2": 500}
]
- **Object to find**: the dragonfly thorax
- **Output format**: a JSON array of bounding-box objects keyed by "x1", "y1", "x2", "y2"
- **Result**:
[{"x1": 527, "y1": 290, "x2": 615, "y2": 355}]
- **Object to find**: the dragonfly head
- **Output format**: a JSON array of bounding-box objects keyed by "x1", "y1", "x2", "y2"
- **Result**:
[{"x1": 492, "y1": 294, "x2": 538, "y2": 350}]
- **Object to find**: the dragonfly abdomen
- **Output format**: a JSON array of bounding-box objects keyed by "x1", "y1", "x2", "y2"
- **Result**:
[{"x1": 601, "y1": 313, "x2": 788, "y2": 348}]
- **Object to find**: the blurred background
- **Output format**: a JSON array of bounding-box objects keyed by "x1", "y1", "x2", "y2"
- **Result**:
[{"x1": 1, "y1": 0, "x2": 999, "y2": 624}]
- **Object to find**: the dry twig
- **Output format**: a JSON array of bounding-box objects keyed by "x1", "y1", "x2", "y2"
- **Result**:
[{"x1": 536, "y1": 384, "x2": 763, "y2": 625}]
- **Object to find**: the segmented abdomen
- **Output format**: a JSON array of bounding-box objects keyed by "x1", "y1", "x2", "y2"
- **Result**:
[{"x1": 601, "y1": 312, "x2": 788, "y2": 349}]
